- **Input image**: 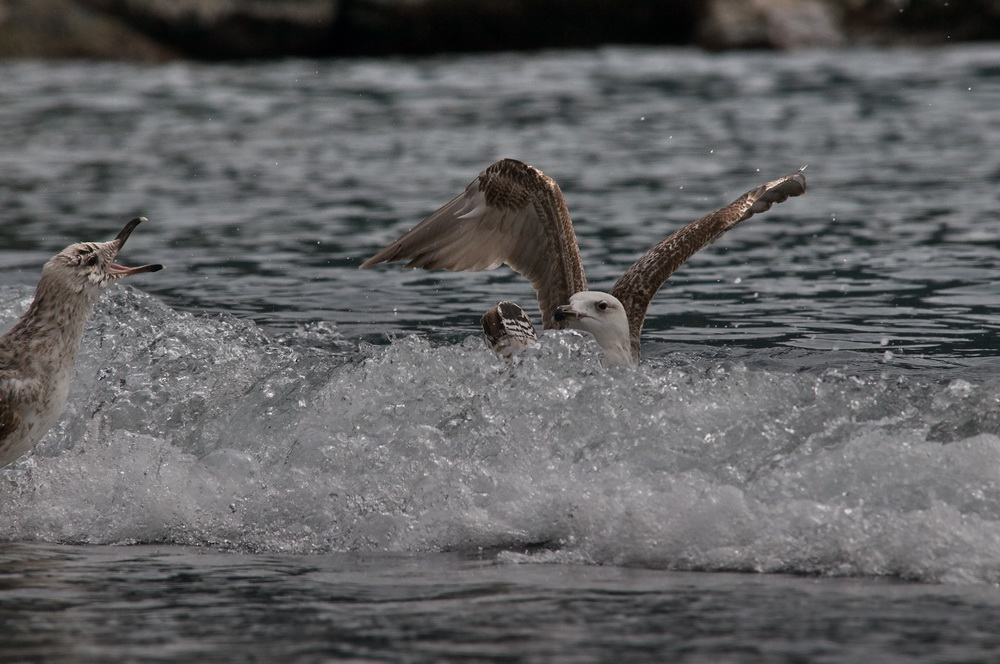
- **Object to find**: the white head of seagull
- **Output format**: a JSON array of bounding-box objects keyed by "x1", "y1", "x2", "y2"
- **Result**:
[
  {"x1": 554, "y1": 291, "x2": 633, "y2": 366},
  {"x1": 361, "y1": 158, "x2": 807, "y2": 365}
]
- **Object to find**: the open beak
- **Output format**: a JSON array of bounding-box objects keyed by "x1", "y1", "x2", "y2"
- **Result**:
[
  {"x1": 109, "y1": 217, "x2": 164, "y2": 276},
  {"x1": 553, "y1": 304, "x2": 588, "y2": 323}
]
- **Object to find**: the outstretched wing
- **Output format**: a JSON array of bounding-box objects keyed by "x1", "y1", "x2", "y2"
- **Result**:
[
  {"x1": 610, "y1": 167, "x2": 808, "y2": 361},
  {"x1": 360, "y1": 158, "x2": 588, "y2": 329}
]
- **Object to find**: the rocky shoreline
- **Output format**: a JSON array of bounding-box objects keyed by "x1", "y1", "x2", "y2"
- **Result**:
[{"x1": 1, "y1": 0, "x2": 998, "y2": 60}]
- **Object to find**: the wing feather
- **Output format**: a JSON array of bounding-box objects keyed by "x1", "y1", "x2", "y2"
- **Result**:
[
  {"x1": 361, "y1": 159, "x2": 588, "y2": 329},
  {"x1": 481, "y1": 301, "x2": 538, "y2": 362},
  {"x1": 0, "y1": 374, "x2": 25, "y2": 455},
  {"x1": 610, "y1": 167, "x2": 808, "y2": 362}
]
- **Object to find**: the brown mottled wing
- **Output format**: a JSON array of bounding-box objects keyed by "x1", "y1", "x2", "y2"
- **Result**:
[
  {"x1": 481, "y1": 301, "x2": 538, "y2": 362},
  {"x1": 610, "y1": 168, "x2": 808, "y2": 362},
  {"x1": 0, "y1": 378, "x2": 23, "y2": 445},
  {"x1": 360, "y1": 158, "x2": 588, "y2": 329}
]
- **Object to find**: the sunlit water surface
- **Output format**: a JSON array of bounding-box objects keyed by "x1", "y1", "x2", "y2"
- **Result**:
[{"x1": 2, "y1": 45, "x2": 1000, "y2": 662}]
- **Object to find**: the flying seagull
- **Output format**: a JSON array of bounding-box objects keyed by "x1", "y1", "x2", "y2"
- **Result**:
[
  {"x1": 0, "y1": 217, "x2": 162, "y2": 468},
  {"x1": 361, "y1": 158, "x2": 806, "y2": 366}
]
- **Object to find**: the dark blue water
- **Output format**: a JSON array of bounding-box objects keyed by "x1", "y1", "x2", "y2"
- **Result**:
[{"x1": 2, "y1": 45, "x2": 1000, "y2": 662}]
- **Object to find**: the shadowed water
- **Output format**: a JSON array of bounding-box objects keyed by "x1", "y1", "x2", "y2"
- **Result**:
[
  {"x1": 3, "y1": 543, "x2": 1000, "y2": 664},
  {"x1": 2, "y1": 45, "x2": 1000, "y2": 662}
]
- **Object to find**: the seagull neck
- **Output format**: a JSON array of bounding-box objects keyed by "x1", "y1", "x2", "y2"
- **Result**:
[
  {"x1": 2, "y1": 276, "x2": 98, "y2": 374},
  {"x1": 600, "y1": 340, "x2": 638, "y2": 367}
]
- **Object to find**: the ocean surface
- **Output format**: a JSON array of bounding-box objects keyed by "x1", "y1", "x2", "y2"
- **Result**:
[{"x1": 1, "y1": 44, "x2": 1000, "y2": 662}]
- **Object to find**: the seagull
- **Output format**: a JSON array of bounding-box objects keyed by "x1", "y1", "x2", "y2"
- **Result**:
[
  {"x1": 0, "y1": 217, "x2": 163, "y2": 468},
  {"x1": 361, "y1": 158, "x2": 806, "y2": 366}
]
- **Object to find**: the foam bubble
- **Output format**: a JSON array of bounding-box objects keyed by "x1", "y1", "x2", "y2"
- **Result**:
[{"x1": 3, "y1": 287, "x2": 1000, "y2": 583}]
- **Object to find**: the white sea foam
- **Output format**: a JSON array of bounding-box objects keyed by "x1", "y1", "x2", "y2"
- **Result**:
[{"x1": 2, "y1": 286, "x2": 1000, "y2": 583}]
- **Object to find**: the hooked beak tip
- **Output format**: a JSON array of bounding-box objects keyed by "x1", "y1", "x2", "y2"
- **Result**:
[
  {"x1": 108, "y1": 217, "x2": 159, "y2": 277},
  {"x1": 114, "y1": 216, "x2": 148, "y2": 248},
  {"x1": 554, "y1": 305, "x2": 585, "y2": 322}
]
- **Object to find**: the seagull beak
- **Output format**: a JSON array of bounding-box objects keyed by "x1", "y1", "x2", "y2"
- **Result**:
[
  {"x1": 553, "y1": 304, "x2": 588, "y2": 322},
  {"x1": 109, "y1": 217, "x2": 164, "y2": 276}
]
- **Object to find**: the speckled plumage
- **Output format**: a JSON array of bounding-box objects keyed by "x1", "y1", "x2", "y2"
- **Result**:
[
  {"x1": 0, "y1": 217, "x2": 162, "y2": 468},
  {"x1": 362, "y1": 158, "x2": 587, "y2": 331},
  {"x1": 362, "y1": 158, "x2": 806, "y2": 366},
  {"x1": 481, "y1": 301, "x2": 538, "y2": 362}
]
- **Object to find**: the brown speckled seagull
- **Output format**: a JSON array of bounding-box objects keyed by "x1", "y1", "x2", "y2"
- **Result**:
[
  {"x1": 0, "y1": 217, "x2": 162, "y2": 468},
  {"x1": 361, "y1": 158, "x2": 806, "y2": 366}
]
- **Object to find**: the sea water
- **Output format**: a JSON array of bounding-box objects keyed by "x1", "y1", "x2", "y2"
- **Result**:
[{"x1": 2, "y1": 45, "x2": 1000, "y2": 662}]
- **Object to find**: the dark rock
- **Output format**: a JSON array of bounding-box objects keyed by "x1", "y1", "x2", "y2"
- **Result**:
[
  {"x1": 76, "y1": 0, "x2": 337, "y2": 59},
  {"x1": 698, "y1": 0, "x2": 844, "y2": 50},
  {"x1": 2, "y1": 0, "x2": 1000, "y2": 61},
  {"x1": 842, "y1": 0, "x2": 1000, "y2": 44},
  {"x1": 332, "y1": 0, "x2": 704, "y2": 55},
  {"x1": 0, "y1": 0, "x2": 177, "y2": 60}
]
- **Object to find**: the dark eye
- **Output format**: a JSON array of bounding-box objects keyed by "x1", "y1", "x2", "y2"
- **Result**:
[
  {"x1": 85, "y1": 254, "x2": 99, "y2": 266},
  {"x1": 597, "y1": 301, "x2": 608, "y2": 311}
]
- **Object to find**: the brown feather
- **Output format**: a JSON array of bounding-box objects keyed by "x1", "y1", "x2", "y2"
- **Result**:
[
  {"x1": 361, "y1": 159, "x2": 588, "y2": 329},
  {"x1": 481, "y1": 301, "x2": 538, "y2": 362},
  {"x1": 363, "y1": 160, "x2": 806, "y2": 364},
  {"x1": 610, "y1": 168, "x2": 807, "y2": 363}
]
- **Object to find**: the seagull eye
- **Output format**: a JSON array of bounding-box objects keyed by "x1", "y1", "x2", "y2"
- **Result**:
[
  {"x1": 597, "y1": 301, "x2": 608, "y2": 311},
  {"x1": 85, "y1": 254, "x2": 99, "y2": 266}
]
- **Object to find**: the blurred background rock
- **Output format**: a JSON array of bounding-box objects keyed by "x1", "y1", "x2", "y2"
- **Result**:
[{"x1": 0, "y1": 0, "x2": 998, "y2": 60}]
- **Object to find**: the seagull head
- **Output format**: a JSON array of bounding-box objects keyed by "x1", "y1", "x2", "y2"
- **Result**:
[
  {"x1": 553, "y1": 291, "x2": 635, "y2": 366},
  {"x1": 44, "y1": 217, "x2": 163, "y2": 299}
]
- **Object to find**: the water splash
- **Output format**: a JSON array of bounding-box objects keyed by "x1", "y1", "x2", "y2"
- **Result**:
[{"x1": 2, "y1": 287, "x2": 1000, "y2": 584}]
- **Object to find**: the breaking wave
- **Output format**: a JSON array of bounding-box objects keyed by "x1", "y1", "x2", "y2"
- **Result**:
[{"x1": 3, "y1": 286, "x2": 1000, "y2": 584}]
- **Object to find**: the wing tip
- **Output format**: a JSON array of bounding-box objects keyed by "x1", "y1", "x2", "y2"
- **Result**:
[
  {"x1": 359, "y1": 251, "x2": 391, "y2": 269},
  {"x1": 360, "y1": 244, "x2": 412, "y2": 269}
]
